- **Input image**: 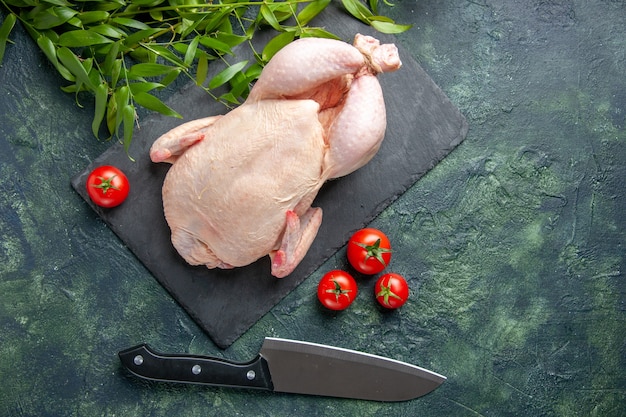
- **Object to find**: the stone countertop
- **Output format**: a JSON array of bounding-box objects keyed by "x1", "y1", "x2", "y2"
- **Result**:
[{"x1": 1, "y1": 1, "x2": 624, "y2": 416}]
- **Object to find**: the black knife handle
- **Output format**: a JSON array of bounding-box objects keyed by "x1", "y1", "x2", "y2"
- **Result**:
[{"x1": 118, "y1": 344, "x2": 273, "y2": 391}]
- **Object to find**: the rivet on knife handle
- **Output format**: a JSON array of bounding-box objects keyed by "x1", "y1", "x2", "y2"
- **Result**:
[{"x1": 118, "y1": 344, "x2": 274, "y2": 390}]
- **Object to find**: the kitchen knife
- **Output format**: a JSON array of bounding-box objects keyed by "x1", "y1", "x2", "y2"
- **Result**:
[{"x1": 118, "y1": 337, "x2": 445, "y2": 402}]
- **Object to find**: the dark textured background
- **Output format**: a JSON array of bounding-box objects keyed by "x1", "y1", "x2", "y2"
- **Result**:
[{"x1": 1, "y1": 1, "x2": 624, "y2": 416}]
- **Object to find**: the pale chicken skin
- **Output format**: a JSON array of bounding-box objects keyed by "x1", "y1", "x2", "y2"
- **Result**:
[{"x1": 150, "y1": 34, "x2": 401, "y2": 278}]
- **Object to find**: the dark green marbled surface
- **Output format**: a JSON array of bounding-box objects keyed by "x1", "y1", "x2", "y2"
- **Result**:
[{"x1": 1, "y1": 1, "x2": 624, "y2": 416}]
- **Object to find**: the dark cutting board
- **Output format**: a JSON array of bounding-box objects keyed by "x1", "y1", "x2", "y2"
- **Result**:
[{"x1": 71, "y1": 14, "x2": 468, "y2": 349}]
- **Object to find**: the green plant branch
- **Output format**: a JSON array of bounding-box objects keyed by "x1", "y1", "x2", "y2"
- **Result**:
[{"x1": 0, "y1": 0, "x2": 411, "y2": 157}]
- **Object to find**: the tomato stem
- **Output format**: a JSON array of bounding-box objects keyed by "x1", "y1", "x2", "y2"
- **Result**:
[
  {"x1": 354, "y1": 238, "x2": 391, "y2": 267},
  {"x1": 93, "y1": 175, "x2": 120, "y2": 194},
  {"x1": 326, "y1": 279, "x2": 354, "y2": 303},
  {"x1": 376, "y1": 277, "x2": 403, "y2": 307}
]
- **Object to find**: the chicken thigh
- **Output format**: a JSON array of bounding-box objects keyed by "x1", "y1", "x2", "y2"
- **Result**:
[{"x1": 150, "y1": 34, "x2": 401, "y2": 278}]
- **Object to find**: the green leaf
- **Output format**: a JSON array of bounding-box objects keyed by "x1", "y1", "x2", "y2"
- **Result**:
[
  {"x1": 92, "y1": 82, "x2": 108, "y2": 138},
  {"x1": 197, "y1": 36, "x2": 233, "y2": 55},
  {"x1": 208, "y1": 60, "x2": 248, "y2": 90},
  {"x1": 146, "y1": 44, "x2": 186, "y2": 67},
  {"x1": 110, "y1": 17, "x2": 150, "y2": 30},
  {"x1": 133, "y1": 92, "x2": 182, "y2": 118},
  {"x1": 57, "y1": 46, "x2": 96, "y2": 90},
  {"x1": 258, "y1": 3, "x2": 292, "y2": 31},
  {"x1": 195, "y1": 53, "x2": 208, "y2": 86},
  {"x1": 340, "y1": 0, "x2": 374, "y2": 24},
  {"x1": 77, "y1": 11, "x2": 110, "y2": 25},
  {"x1": 50, "y1": 6, "x2": 77, "y2": 22},
  {"x1": 128, "y1": 62, "x2": 177, "y2": 77},
  {"x1": 244, "y1": 62, "x2": 263, "y2": 81},
  {"x1": 82, "y1": 56, "x2": 93, "y2": 74},
  {"x1": 86, "y1": 1, "x2": 123, "y2": 12},
  {"x1": 58, "y1": 30, "x2": 113, "y2": 47},
  {"x1": 259, "y1": 4, "x2": 282, "y2": 31},
  {"x1": 114, "y1": 85, "x2": 130, "y2": 137},
  {"x1": 36, "y1": 34, "x2": 74, "y2": 81},
  {"x1": 129, "y1": 82, "x2": 164, "y2": 94},
  {"x1": 102, "y1": 40, "x2": 120, "y2": 73},
  {"x1": 160, "y1": 67, "x2": 181, "y2": 86},
  {"x1": 176, "y1": 17, "x2": 196, "y2": 37},
  {"x1": 369, "y1": 19, "x2": 412, "y2": 34},
  {"x1": 121, "y1": 28, "x2": 162, "y2": 48},
  {"x1": 89, "y1": 24, "x2": 126, "y2": 39},
  {"x1": 299, "y1": 27, "x2": 341, "y2": 39},
  {"x1": 199, "y1": 7, "x2": 233, "y2": 34},
  {"x1": 269, "y1": 3, "x2": 293, "y2": 23},
  {"x1": 0, "y1": 13, "x2": 17, "y2": 65},
  {"x1": 130, "y1": 0, "x2": 167, "y2": 6},
  {"x1": 213, "y1": 31, "x2": 248, "y2": 48},
  {"x1": 60, "y1": 84, "x2": 79, "y2": 93},
  {"x1": 129, "y1": 47, "x2": 157, "y2": 64},
  {"x1": 122, "y1": 104, "x2": 135, "y2": 156},
  {"x1": 42, "y1": 0, "x2": 72, "y2": 6},
  {"x1": 67, "y1": 16, "x2": 82, "y2": 28},
  {"x1": 87, "y1": 63, "x2": 102, "y2": 92},
  {"x1": 261, "y1": 31, "x2": 295, "y2": 63},
  {"x1": 178, "y1": 14, "x2": 207, "y2": 38},
  {"x1": 32, "y1": 6, "x2": 78, "y2": 30},
  {"x1": 367, "y1": 15, "x2": 393, "y2": 23},
  {"x1": 106, "y1": 91, "x2": 117, "y2": 136},
  {"x1": 184, "y1": 36, "x2": 199, "y2": 66},
  {"x1": 297, "y1": 0, "x2": 331, "y2": 26},
  {"x1": 217, "y1": 91, "x2": 241, "y2": 105},
  {"x1": 109, "y1": 58, "x2": 122, "y2": 89},
  {"x1": 149, "y1": 10, "x2": 163, "y2": 22},
  {"x1": 369, "y1": 0, "x2": 379, "y2": 14},
  {"x1": 227, "y1": 65, "x2": 256, "y2": 100}
]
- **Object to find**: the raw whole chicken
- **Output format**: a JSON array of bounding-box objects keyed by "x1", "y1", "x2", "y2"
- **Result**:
[{"x1": 150, "y1": 34, "x2": 401, "y2": 278}]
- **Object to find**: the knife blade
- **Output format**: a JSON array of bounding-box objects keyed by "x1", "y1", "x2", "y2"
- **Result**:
[{"x1": 118, "y1": 337, "x2": 445, "y2": 402}]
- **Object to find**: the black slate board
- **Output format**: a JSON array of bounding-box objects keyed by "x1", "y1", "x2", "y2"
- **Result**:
[{"x1": 71, "y1": 14, "x2": 468, "y2": 349}]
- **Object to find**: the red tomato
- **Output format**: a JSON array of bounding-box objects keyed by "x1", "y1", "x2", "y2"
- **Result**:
[
  {"x1": 86, "y1": 165, "x2": 130, "y2": 208},
  {"x1": 317, "y1": 270, "x2": 358, "y2": 311},
  {"x1": 375, "y1": 273, "x2": 409, "y2": 309},
  {"x1": 346, "y1": 228, "x2": 392, "y2": 275}
]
